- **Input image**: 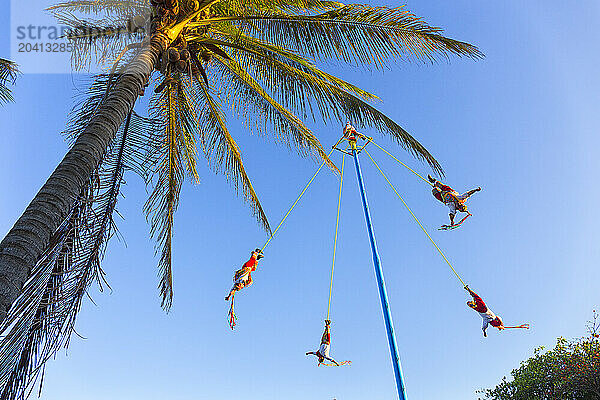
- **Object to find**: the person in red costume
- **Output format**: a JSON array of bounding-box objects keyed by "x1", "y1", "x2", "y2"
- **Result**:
[
  {"x1": 465, "y1": 286, "x2": 529, "y2": 337},
  {"x1": 343, "y1": 122, "x2": 366, "y2": 143},
  {"x1": 225, "y1": 248, "x2": 264, "y2": 301},
  {"x1": 428, "y1": 174, "x2": 481, "y2": 226}
]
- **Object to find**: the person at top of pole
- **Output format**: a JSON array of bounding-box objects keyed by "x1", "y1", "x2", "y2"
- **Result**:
[
  {"x1": 428, "y1": 174, "x2": 481, "y2": 227},
  {"x1": 343, "y1": 121, "x2": 367, "y2": 143},
  {"x1": 225, "y1": 248, "x2": 264, "y2": 301},
  {"x1": 465, "y1": 286, "x2": 529, "y2": 337},
  {"x1": 306, "y1": 320, "x2": 341, "y2": 366}
]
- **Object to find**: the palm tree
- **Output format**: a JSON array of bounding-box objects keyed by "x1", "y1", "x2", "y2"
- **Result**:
[
  {"x1": 0, "y1": 59, "x2": 19, "y2": 104},
  {"x1": 0, "y1": 0, "x2": 482, "y2": 398}
]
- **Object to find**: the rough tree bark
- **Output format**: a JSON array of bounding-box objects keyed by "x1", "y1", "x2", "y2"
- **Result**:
[{"x1": 0, "y1": 34, "x2": 167, "y2": 322}]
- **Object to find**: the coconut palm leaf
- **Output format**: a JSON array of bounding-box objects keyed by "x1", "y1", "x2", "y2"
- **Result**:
[
  {"x1": 51, "y1": 12, "x2": 147, "y2": 70},
  {"x1": 0, "y1": 59, "x2": 19, "y2": 105},
  {"x1": 197, "y1": 4, "x2": 482, "y2": 68},
  {"x1": 47, "y1": 0, "x2": 150, "y2": 16},
  {"x1": 212, "y1": 56, "x2": 337, "y2": 170},
  {"x1": 144, "y1": 82, "x2": 188, "y2": 310},
  {"x1": 0, "y1": 106, "x2": 156, "y2": 399}
]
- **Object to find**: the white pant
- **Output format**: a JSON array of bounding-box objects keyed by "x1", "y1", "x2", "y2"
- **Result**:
[
  {"x1": 446, "y1": 191, "x2": 474, "y2": 216},
  {"x1": 317, "y1": 343, "x2": 330, "y2": 358}
]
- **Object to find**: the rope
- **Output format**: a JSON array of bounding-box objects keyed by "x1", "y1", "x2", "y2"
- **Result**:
[
  {"x1": 327, "y1": 153, "x2": 344, "y2": 320},
  {"x1": 370, "y1": 139, "x2": 432, "y2": 186},
  {"x1": 261, "y1": 149, "x2": 336, "y2": 251},
  {"x1": 364, "y1": 149, "x2": 467, "y2": 288}
]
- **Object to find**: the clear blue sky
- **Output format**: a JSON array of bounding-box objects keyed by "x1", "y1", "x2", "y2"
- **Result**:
[{"x1": 1, "y1": 1, "x2": 599, "y2": 399}]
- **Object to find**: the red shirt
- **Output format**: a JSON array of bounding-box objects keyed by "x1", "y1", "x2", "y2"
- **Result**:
[
  {"x1": 433, "y1": 183, "x2": 454, "y2": 202},
  {"x1": 471, "y1": 292, "x2": 488, "y2": 313},
  {"x1": 243, "y1": 257, "x2": 258, "y2": 271},
  {"x1": 438, "y1": 183, "x2": 453, "y2": 192},
  {"x1": 321, "y1": 330, "x2": 331, "y2": 345},
  {"x1": 344, "y1": 125, "x2": 357, "y2": 140}
]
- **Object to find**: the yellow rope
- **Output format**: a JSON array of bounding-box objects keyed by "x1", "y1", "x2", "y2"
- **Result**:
[
  {"x1": 261, "y1": 149, "x2": 335, "y2": 251},
  {"x1": 364, "y1": 149, "x2": 467, "y2": 288},
  {"x1": 327, "y1": 154, "x2": 344, "y2": 320},
  {"x1": 370, "y1": 140, "x2": 432, "y2": 186}
]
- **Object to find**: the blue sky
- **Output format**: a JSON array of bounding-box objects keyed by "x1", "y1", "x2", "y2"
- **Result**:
[{"x1": 1, "y1": 1, "x2": 600, "y2": 399}]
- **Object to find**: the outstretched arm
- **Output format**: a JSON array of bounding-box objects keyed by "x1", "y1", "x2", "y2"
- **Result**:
[{"x1": 306, "y1": 351, "x2": 316, "y2": 356}]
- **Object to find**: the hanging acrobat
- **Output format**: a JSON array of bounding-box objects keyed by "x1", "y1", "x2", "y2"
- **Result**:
[
  {"x1": 225, "y1": 248, "x2": 264, "y2": 330},
  {"x1": 427, "y1": 175, "x2": 481, "y2": 230},
  {"x1": 222, "y1": 144, "x2": 339, "y2": 331},
  {"x1": 306, "y1": 320, "x2": 350, "y2": 366},
  {"x1": 465, "y1": 286, "x2": 529, "y2": 337}
]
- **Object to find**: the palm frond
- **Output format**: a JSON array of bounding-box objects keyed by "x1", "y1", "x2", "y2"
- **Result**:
[
  {"x1": 0, "y1": 110, "x2": 144, "y2": 399},
  {"x1": 145, "y1": 83, "x2": 186, "y2": 311},
  {"x1": 52, "y1": 11, "x2": 146, "y2": 70},
  {"x1": 211, "y1": 0, "x2": 339, "y2": 16},
  {"x1": 0, "y1": 59, "x2": 19, "y2": 105},
  {"x1": 204, "y1": 51, "x2": 337, "y2": 173},
  {"x1": 210, "y1": 4, "x2": 482, "y2": 68},
  {"x1": 172, "y1": 79, "x2": 201, "y2": 183},
  {"x1": 195, "y1": 28, "x2": 378, "y2": 99},
  {"x1": 47, "y1": 0, "x2": 150, "y2": 17}
]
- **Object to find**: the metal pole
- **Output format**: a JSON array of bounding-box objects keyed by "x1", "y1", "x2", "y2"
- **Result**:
[{"x1": 351, "y1": 141, "x2": 408, "y2": 400}]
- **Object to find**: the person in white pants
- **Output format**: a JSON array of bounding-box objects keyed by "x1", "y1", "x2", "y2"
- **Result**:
[
  {"x1": 428, "y1": 175, "x2": 481, "y2": 226},
  {"x1": 306, "y1": 320, "x2": 340, "y2": 366}
]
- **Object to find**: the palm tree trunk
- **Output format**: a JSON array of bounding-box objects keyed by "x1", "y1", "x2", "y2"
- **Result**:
[{"x1": 0, "y1": 34, "x2": 167, "y2": 323}]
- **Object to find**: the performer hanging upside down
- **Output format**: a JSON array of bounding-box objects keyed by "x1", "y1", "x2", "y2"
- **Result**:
[
  {"x1": 225, "y1": 249, "x2": 264, "y2": 330},
  {"x1": 225, "y1": 248, "x2": 264, "y2": 301},
  {"x1": 428, "y1": 174, "x2": 481, "y2": 227},
  {"x1": 465, "y1": 286, "x2": 529, "y2": 337},
  {"x1": 306, "y1": 320, "x2": 340, "y2": 366}
]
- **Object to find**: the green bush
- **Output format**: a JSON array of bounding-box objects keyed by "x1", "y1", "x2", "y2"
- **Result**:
[{"x1": 479, "y1": 312, "x2": 600, "y2": 400}]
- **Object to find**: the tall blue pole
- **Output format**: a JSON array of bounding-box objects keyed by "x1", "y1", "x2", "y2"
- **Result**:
[{"x1": 351, "y1": 143, "x2": 408, "y2": 400}]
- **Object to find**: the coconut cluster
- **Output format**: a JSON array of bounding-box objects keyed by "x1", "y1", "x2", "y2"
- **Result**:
[
  {"x1": 151, "y1": 1, "x2": 215, "y2": 91},
  {"x1": 157, "y1": 41, "x2": 211, "y2": 74},
  {"x1": 166, "y1": 46, "x2": 192, "y2": 73}
]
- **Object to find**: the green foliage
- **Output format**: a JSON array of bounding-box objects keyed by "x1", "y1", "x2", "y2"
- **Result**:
[{"x1": 480, "y1": 312, "x2": 600, "y2": 400}]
